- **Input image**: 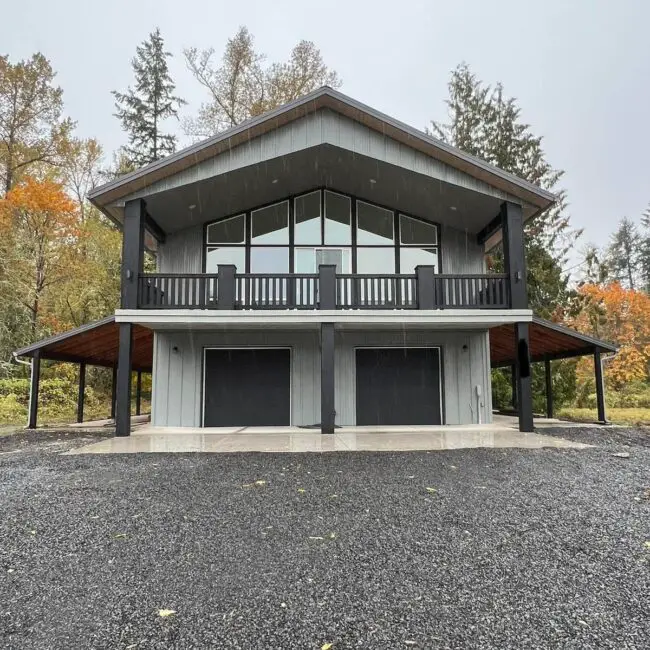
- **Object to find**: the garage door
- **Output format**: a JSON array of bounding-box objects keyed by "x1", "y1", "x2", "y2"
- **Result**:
[
  {"x1": 356, "y1": 348, "x2": 442, "y2": 426},
  {"x1": 203, "y1": 349, "x2": 291, "y2": 426}
]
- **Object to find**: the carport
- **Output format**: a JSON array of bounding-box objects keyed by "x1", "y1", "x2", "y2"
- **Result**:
[
  {"x1": 13, "y1": 317, "x2": 153, "y2": 428},
  {"x1": 14, "y1": 315, "x2": 616, "y2": 429},
  {"x1": 490, "y1": 316, "x2": 618, "y2": 423}
]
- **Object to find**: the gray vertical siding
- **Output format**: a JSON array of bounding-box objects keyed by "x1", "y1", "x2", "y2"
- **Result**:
[
  {"x1": 441, "y1": 224, "x2": 486, "y2": 274},
  {"x1": 124, "y1": 108, "x2": 523, "y2": 207},
  {"x1": 151, "y1": 328, "x2": 492, "y2": 427}
]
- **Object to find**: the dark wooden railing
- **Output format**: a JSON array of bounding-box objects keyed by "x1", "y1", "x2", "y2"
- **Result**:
[{"x1": 137, "y1": 265, "x2": 509, "y2": 310}]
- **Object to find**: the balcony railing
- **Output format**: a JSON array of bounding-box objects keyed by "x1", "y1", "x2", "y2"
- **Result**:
[{"x1": 137, "y1": 265, "x2": 510, "y2": 310}]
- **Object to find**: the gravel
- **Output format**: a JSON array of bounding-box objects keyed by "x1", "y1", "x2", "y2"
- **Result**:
[{"x1": 0, "y1": 427, "x2": 648, "y2": 649}]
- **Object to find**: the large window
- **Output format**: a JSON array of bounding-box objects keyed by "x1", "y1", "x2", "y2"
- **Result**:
[{"x1": 204, "y1": 191, "x2": 439, "y2": 274}]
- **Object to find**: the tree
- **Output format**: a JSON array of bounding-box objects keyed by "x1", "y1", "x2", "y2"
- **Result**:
[
  {"x1": 569, "y1": 282, "x2": 650, "y2": 389},
  {"x1": 0, "y1": 53, "x2": 73, "y2": 194},
  {"x1": 430, "y1": 63, "x2": 579, "y2": 315},
  {"x1": 184, "y1": 26, "x2": 341, "y2": 137},
  {"x1": 113, "y1": 28, "x2": 185, "y2": 167},
  {"x1": 0, "y1": 177, "x2": 80, "y2": 336},
  {"x1": 605, "y1": 217, "x2": 639, "y2": 290},
  {"x1": 638, "y1": 203, "x2": 650, "y2": 293},
  {"x1": 59, "y1": 137, "x2": 103, "y2": 222}
]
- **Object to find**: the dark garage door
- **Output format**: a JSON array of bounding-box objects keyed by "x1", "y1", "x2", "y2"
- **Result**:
[
  {"x1": 356, "y1": 348, "x2": 442, "y2": 426},
  {"x1": 203, "y1": 348, "x2": 291, "y2": 426}
]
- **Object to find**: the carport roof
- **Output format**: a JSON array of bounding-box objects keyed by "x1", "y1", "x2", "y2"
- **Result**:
[
  {"x1": 13, "y1": 314, "x2": 616, "y2": 372},
  {"x1": 12, "y1": 316, "x2": 153, "y2": 372},
  {"x1": 490, "y1": 316, "x2": 618, "y2": 366}
]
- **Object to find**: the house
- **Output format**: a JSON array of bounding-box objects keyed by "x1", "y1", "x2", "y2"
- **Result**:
[{"x1": 13, "y1": 88, "x2": 617, "y2": 434}]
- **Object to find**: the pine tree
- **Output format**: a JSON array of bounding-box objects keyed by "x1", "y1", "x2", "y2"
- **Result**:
[
  {"x1": 113, "y1": 28, "x2": 185, "y2": 167},
  {"x1": 606, "y1": 217, "x2": 639, "y2": 290},
  {"x1": 429, "y1": 63, "x2": 580, "y2": 316},
  {"x1": 638, "y1": 203, "x2": 650, "y2": 293}
]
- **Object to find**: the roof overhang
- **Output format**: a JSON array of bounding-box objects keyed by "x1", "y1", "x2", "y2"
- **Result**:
[{"x1": 89, "y1": 87, "x2": 556, "y2": 239}]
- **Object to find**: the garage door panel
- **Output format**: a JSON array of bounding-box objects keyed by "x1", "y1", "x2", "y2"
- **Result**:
[
  {"x1": 356, "y1": 348, "x2": 441, "y2": 426},
  {"x1": 204, "y1": 349, "x2": 290, "y2": 426}
]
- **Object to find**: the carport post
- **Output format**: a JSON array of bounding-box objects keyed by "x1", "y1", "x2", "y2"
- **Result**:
[
  {"x1": 594, "y1": 348, "x2": 607, "y2": 423},
  {"x1": 27, "y1": 350, "x2": 41, "y2": 429},
  {"x1": 510, "y1": 364, "x2": 517, "y2": 410},
  {"x1": 544, "y1": 358, "x2": 553, "y2": 419},
  {"x1": 320, "y1": 323, "x2": 335, "y2": 434},
  {"x1": 514, "y1": 322, "x2": 534, "y2": 432},
  {"x1": 136, "y1": 370, "x2": 142, "y2": 416},
  {"x1": 77, "y1": 362, "x2": 86, "y2": 423},
  {"x1": 111, "y1": 366, "x2": 117, "y2": 419}
]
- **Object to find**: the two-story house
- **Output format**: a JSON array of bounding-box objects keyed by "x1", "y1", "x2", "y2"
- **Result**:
[{"x1": 14, "y1": 88, "x2": 617, "y2": 435}]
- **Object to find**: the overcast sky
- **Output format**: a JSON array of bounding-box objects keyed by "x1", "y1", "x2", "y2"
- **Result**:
[{"x1": 5, "y1": 0, "x2": 649, "y2": 263}]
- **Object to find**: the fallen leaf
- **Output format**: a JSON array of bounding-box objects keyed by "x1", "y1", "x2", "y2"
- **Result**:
[
  {"x1": 329, "y1": 494, "x2": 338, "y2": 498},
  {"x1": 322, "y1": 644, "x2": 333, "y2": 650},
  {"x1": 328, "y1": 532, "x2": 337, "y2": 540},
  {"x1": 29, "y1": 530, "x2": 36, "y2": 536},
  {"x1": 425, "y1": 487, "x2": 437, "y2": 493},
  {"x1": 309, "y1": 536, "x2": 324, "y2": 541},
  {"x1": 114, "y1": 533, "x2": 127, "y2": 539},
  {"x1": 613, "y1": 452, "x2": 630, "y2": 459},
  {"x1": 7, "y1": 568, "x2": 15, "y2": 573},
  {"x1": 254, "y1": 480, "x2": 267, "y2": 486},
  {"x1": 644, "y1": 541, "x2": 650, "y2": 549},
  {"x1": 297, "y1": 488, "x2": 306, "y2": 493},
  {"x1": 158, "y1": 609, "x2": 176, "y2": 617},
  {"x1": 280, "y1": 602, "x2": 287, "y2": 608}
]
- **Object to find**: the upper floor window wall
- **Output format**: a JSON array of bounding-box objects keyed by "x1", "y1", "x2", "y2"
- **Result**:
[{"x1": 205, "y1": 190, "x2": 439, "y2": 274}]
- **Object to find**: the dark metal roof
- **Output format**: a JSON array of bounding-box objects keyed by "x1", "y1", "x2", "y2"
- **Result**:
[
  {"x1": 490, "y1": 316, "x2": 618, "y2": 366},
  {"x1": 88, "y1": 86, "x2": 556, "y2": 215}
]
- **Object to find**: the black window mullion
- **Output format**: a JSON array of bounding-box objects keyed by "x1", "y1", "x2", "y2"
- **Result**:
[
  {"x1": 351, "y1": 198, "x2": 358, "y2": 273},
  {"x1": 394, "y1": 210, "x2": 400, "y2": 273},
  {"x1": 321, "y1": 189, "x2": 326, "y2": 246},
  {"x1": 245, "y1": 211, "x2": 251, "y2": 273},
  {"x1": 289, "y1": 197, "x2": 295, "y2": 273}
]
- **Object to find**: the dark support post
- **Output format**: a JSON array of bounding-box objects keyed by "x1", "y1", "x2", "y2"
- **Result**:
[
  {"x1": 501, "y1": 201, "x2": 527, "y2": 310},
  {"x1": 319, "y1": 265, "x2": 337, "y2": 310},
  {"x1": 136, "y1": 371, "x2": 142, "y2": 416},
  {"x1": 77, "y1": 362, "x2": 86, "y2": 424},
  {"x1": 320, "y1": 323, "x2": 335, "y2": 434},
  {"x1": 544, "y1": 358, "x2": 553, "y2": 419},
  {"x1": 415, "y1": 265, "x2": 436, "y2": 309},
  {"x1": 216, "y1": 264, "x2": 236, "y2": 309},
  {"x1": 510, "y1": 364, "x2": 518, "y2": 410},
  {"x1": 594, "y1": 348, "x2": 607, "y2": 423},
  {"x1": 514, "y1": 322, "x2": 534, "y2": 432},
  {"x1": 116, "y1": 324, "x2": 134, "y2": 436},
  {"x1": 111, "y1": 366, "x2": 117, "y2": 419},
  {"x1": 27, "y1": 350, "x2": 41, "y2": 429},
  {"x1": 116, "y1": 198, "x2": 145, "y2": 437}
]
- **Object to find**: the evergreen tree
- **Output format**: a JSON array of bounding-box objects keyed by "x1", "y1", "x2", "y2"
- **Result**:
[
  {"x1": 430, "y1": 63, "x2": 580, "y2": 315},
  {"x1": 606, "y1": 217, "x2": 639, "y2": 290},
  {"x1": 113, "y1": 28, "x2": 185, "y2": 167},
  {"x1": 638, "y1": 203, "x2": 650, "y2": 293}
]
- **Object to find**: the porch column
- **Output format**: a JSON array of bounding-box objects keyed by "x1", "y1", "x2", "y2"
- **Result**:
[
  {"x1": 514, "y1": 322, "x2": 534, "y2": 432},
  {"x1": 544, "y1": 358, "x2": 553, "y2": 419},
  {"x1": 135, "y1": 370, "x2": 142, "y2": 416},
  {"x1": 116, "y1": 198, "x2": 145, "y2": 437},
  {"x1": 594, "y1": 348, "x2": 607, "y2": 423},
  {"x1": 77, "y1": 362, "x2": 86, "y2": 424},
  {"x1": 27, "y1": 350, "x2": 41, "y2": 429},
  {"x1": 111, "y1": 366, "x2": 117, "y2": 419},
  {"x1": 320, "y1": 323, "x2": 335, "y2": 434},
  {"x1": 501, "y1": 201, "x2": 533, "y2": 432}
]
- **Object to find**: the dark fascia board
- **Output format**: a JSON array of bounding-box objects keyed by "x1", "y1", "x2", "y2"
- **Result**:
[
  {"x1": 13, "y1": 316, "x2": 116, "y2": 358},
  {"x1": 532, "y1": 316, "x2": 619, "y2": 353},
  {"x1": 88, "y1": 87, "x2": 557, "y2": 216}
]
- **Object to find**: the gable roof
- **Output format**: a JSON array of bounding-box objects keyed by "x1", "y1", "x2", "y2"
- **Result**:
[{"x1": 88, "y1": 87, "x2": 556, "y2": 216}]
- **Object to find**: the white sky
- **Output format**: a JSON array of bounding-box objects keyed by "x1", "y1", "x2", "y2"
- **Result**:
[{"x1": 5, "y1": 0, "x2": 650, "y2": 263}]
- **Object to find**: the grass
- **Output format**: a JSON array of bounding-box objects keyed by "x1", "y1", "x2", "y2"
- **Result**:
[{"x1": 558, "y1": 407, "x2": 650, "y2": 427}]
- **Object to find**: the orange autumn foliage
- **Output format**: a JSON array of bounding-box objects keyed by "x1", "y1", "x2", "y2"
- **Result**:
[
  {"x1": 568, "y1": 282, "x2": 650, "y2": 388},
  {"x1": 0, "y1": 177, "x2": 81, "y2": 335}
]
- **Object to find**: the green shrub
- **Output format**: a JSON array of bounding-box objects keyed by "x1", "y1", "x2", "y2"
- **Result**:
[{"x1": 0, "y1": 394, "x2": 26, "y2": 425}]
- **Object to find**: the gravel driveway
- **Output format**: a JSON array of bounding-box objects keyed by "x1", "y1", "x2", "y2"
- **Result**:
[{"x1": 0, "y1": 427, "x2": 648, "y2": 649}]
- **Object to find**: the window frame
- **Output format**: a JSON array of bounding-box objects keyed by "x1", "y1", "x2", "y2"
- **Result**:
[{"x1": 203, "y1": 189, "x2": 441, "y2": 275}]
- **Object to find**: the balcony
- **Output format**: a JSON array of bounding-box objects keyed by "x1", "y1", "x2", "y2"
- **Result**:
[{"x1": 137, "y1": 265, "x2": 510, "y2": 310}]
